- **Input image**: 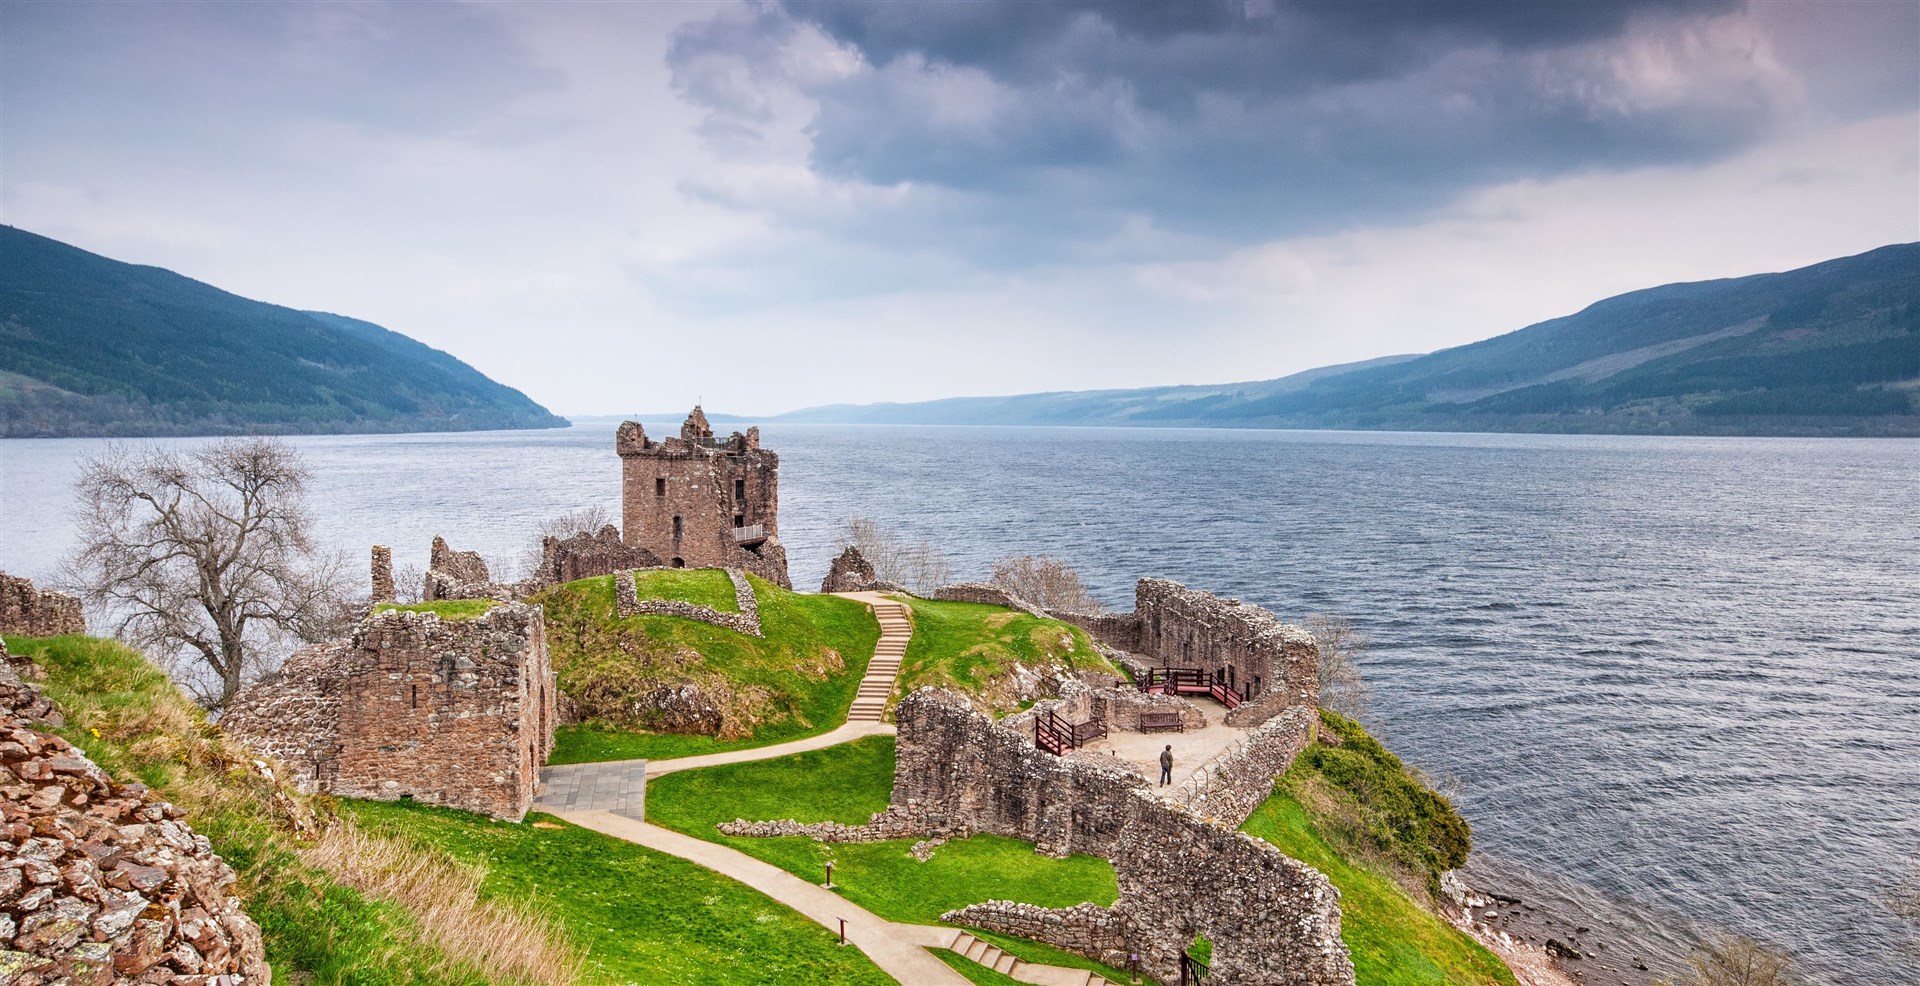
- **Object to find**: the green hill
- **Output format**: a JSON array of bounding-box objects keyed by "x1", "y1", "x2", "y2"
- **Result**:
[
  {"x1": 778, "y1": 244, "x2": 1920, "y2": 436},
  {"x1": 0, "y1": 225, "x2": 568, "y2": 437}
]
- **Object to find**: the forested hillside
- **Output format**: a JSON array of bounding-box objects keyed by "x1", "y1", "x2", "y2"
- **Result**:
[
  {"x1": 780, "y1": 244, "x2": 1920, "y2": 436},
  {"x1": 0, "y1": 226, "x2": 567, "y2": 437}
]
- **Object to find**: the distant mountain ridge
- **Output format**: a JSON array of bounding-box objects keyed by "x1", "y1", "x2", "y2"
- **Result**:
[
  {"x1": 777, "y1": 244, "x2": 1920, "y2": 436},
  {"x1": 0, "y1": 226, "x2": 567, "y2": 437}
]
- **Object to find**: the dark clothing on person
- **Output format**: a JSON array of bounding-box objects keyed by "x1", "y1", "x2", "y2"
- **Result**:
[{"x1": 1159, "y1": 748, "x2": 1174, "y2": 786}]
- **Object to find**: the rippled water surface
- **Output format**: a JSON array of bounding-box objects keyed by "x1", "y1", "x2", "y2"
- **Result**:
[{"x1": 4, "y1": 424, "x2": 1917, "y2": 983}]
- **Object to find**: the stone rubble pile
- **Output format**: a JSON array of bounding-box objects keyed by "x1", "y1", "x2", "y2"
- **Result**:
[{"x1": 0, "y1": 646, "x2": 268, "y2": 984}]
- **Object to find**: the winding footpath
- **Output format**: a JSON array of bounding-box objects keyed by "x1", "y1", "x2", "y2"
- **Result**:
[{"x1": 537, "y1": 593, "x2": 1118, "y2": 986}]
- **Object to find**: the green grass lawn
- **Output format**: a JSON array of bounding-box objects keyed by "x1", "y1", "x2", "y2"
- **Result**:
[
  {"x1": 936, "y1": 951, "x2": 1025, "y2": 986},
  {"x1": 537, "y1": 573, "x2": 879, "y2": 764},
  {"x1": 630, "y1": 568, "x2": 741, "y2": 611},
  {"x1": 645, "y1": 736, "x2": 1119, "y2": 927},
  {"x1": 7, "y1": 634, "x2": 486, "y2": 985},
  {"x1": 893, "y1": 597, "x2": 1119, "y2": 716},
  {"x1": 375, "y1": 599, "x2": 499, "y2": 620},
  {"x1": 344, "y1": 800, "x2": 896, "y2": 986},
  {"x1": 1240, "y1": 715, "x2": 1515, "y2": 986}
]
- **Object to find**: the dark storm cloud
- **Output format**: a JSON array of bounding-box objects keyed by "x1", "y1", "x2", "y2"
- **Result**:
[{"x1": 667, "y1": 0, "x2": 1913, "y2": 250}]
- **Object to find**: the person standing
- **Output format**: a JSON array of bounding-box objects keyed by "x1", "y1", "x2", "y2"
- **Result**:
[{"x1": 1159, "y1": 744, "x2": 1174, "y2": 786}]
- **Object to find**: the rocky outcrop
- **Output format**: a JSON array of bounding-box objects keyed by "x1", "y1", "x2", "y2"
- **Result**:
[
  {"x1": 0, "y1": 575, "x2": 84, "y2": 638},
  {"x1": 0, "y1": 647, "x2": 268, "y2": 983},
  {"x1": 820, "y1": 547, "x2": 879, "y2": 594}
]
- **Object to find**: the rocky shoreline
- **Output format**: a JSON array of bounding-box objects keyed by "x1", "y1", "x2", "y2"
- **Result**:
[{"x1": 1446, "y1": 856, "x2": 1698, "y2": 986}]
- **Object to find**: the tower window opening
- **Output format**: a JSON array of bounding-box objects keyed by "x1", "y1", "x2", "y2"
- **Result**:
[
  {"x1": 656, "y1": 477, "x2": 666, "y2": 496},
  {"x1": 735, "y1": 478, "x2": 746, "y2": 501},
  {"x1": 673, "y1": 515, "x2": 683, "y2": 539}
]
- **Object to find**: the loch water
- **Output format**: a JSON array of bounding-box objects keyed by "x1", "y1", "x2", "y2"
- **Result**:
[{"x1": 3, "y1": 423, "x2": 1917, "y2": 984}]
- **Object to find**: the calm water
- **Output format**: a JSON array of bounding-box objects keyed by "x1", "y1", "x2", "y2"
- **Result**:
[{"x1": 3, "y1": 423, "x2": 1917, "y2": 983}]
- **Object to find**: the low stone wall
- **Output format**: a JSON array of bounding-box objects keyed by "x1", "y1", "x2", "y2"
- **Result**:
[
  {"x1": 614, "y1": 568, "x2": 762, "y2": 637},
  {"x1": 0, "y1": 573, "x2": 85, "y2": 637},
  {"x1": 1169, "y1": 705, "x2": 1316, "y2": 828},
  {"x1": 1091, "y1": 687, "x2": 1210, "y2": 733},
  {"x1": 1046, "y1": 609, "x2": 1142, "y2": 653},
  {"x1": 0, "y1": 650, "x2": 269, "y2": 982},
  {"x1": 715, "y1": 818, "x2": 905, "y2": 843},
  {"x1": 886, "y1": 689, "x2": 1352, "y2": 986},
  {"x1": 225, "y1": 603, "x2": 556, "y2": 821},
  {"x1": 930, "y1": 582, "x2": 1050, "y2": 619}
]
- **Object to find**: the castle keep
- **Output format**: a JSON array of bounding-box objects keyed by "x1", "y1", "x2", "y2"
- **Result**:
[{"x1": 616, "y1": 407, "x2": 790, "y2": 587}]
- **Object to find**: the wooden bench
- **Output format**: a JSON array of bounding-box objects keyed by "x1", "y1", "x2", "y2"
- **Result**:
[
  {"x1": 1139, "y1": 711, "x2": 1185, "y2": 733},
  {"x1": 1070, "y1": 718, "x2": 1108, "y2": 745}
]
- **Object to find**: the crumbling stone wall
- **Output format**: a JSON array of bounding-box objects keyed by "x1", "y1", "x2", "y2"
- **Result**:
[
  {"x1": 0, "y1": 574, "x2": 85, "y2": 638},
  {"x1": 1134, "y1": 578, "x2": 1320, "y2": 709},
  {"x1": 0, "y1": 648, "x2": 269, "y2": 983},
  {"x1": 1090, "y1": 686, "x2": 1210, "y2": 733},
  {"x1": 538, "y1": 525, "x2": 661, "y2": 586},
  {"x1": 614, "y1": 568, "x2": 762, "y2": 637},
  {"x1": 929, "y1": 583, "x2": 1050, "y2": 619},
  {"x1": 876, "y1": 689, "x2": 1351, "y2": 986},
  {"x1": 616, "y1": 410, "x2": 791, "y2": 588},
  {"x1": 225, "y1": 604, "x2": 556, "y2": 821},
  {"x1": 820, "y1": 547, "x2": 879, "y2": 593},
  {"x1": 1169, "y1": 705, "x2": 1316, "y2": 826},
  {"x1": 370, "y1": 546, "x2": 396, "y2": 605}
]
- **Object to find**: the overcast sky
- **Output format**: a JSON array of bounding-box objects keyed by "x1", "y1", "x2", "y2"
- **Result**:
[{"x1": 3, "y1": 1, "x2": 1916, "y2": 415}]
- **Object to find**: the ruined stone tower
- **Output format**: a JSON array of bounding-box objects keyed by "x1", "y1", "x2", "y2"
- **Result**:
[{"x1": 616, "y1": 407, "x2": 791, "y2": 587}]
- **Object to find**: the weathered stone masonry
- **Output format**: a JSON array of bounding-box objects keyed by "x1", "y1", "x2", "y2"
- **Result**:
[
  {"x1": 617, "y1": 408, "x2": 791, "y2": 588},
  {"x1": 1048, "y1": 578, "x2": 1319, "y2": 725},
  {"x1": 0, "y1": 574, "x2": 85, "y2": 638},
  {"x1": 224, "y1": 604, "x2": 557, "y2": 821}
]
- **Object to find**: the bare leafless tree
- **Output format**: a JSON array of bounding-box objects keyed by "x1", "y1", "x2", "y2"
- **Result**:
[
  {"x1": 838, "y1": 516, "x2": 952, "y2": 593},
  {"x1": 1303, "y1": 614, "x2": 1371, "y2": 718},
  {"x1": 69, "y1": 439, "x2": 348, "y2": 708},
  {"x1": 990, "y1": 555, "x2": 1103, "y2": 612},
  {"x1": 1653, "y1": 935, "x2": 1806, "y2": 986}
]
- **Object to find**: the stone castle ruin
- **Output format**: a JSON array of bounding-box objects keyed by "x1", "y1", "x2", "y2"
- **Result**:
[
  {"x1": 0, "y1": 572, "x2": 86, "y2": 637},
  {"x1": 618, "y1": 407, "x2": 790, "y2": 588},
  {"x1": 721, "y1": 582, "x2": 1355, "y2": 985},
  {"x1": 223, "y1": 603, "x2": 556, "y2": 821}
]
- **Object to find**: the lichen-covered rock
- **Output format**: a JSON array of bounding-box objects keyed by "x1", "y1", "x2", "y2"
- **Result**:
[{"x1": 0, "y1": 657, "x2": 268, "y2": 983}]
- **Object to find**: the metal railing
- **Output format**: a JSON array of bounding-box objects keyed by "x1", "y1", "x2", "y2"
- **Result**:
[{"x1": 732, "y1": 524, "x2": 766, "y2": 543}]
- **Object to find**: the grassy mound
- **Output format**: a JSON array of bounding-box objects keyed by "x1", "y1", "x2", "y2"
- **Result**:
[
  {"x1": 375, "y1": 599, "x2": 499, "y2": 620},
  {"x1": 345, "y1": 801, "x2": 896, "y2": 986},
  {"x1": 646, "y1": 736, "x2": 1123, "y2": 949},
  {"x1": 533, "y1": 572, "x2": 878, "y2": 763},
  {"x1": 5, "y1": 634, "x2": 507, "y2": 984},
  {"x1": 894, "y1": 597, "x2": 1120, "y2": 716},
  {"x1": 630, "y1": 568, "x2": 741, "y2": 610},
  {"x1": 1241, "y1": 711, "x2": 1512, "y2": 986}
]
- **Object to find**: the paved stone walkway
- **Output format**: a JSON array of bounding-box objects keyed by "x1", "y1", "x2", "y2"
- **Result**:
[{"x1": 533, "y1": 758, "x2": 647, "y2": 818}]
